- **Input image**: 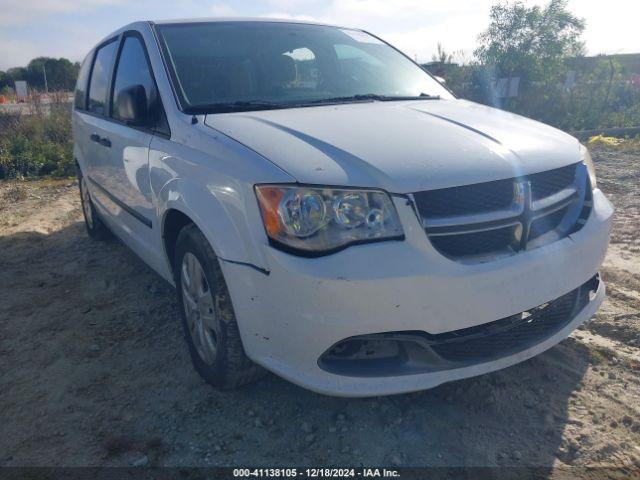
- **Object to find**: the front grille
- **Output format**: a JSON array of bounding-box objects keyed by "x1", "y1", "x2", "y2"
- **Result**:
[
  {"x1": 529, "y1": 163, "x2": 577, "y2": 200},
  {"x1": 318, "y1": 275, "x2": 600, "y2": 377},
  {"x1": 413, "y1": 163, "x2": 591, "y2": 262},
  {"x1": 415, "y1": 179, "x2": 514, "y2": 217},
  {"x1": 429, "y1": 226, "x2": 515, "y2": 257},
  {"x1": 528, "y1": 205, "x2": 569, "y2": 240}
]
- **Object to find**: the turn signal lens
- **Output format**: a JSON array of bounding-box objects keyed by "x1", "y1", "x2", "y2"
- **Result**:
[
  {"x1": 254, "y1": 186, "x2": 283, "y2": 236},
  {"x1": 580, "y1": 144, "x2": 597, "y2": 189}
]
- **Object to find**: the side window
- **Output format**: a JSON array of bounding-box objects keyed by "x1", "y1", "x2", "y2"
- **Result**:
[
  {"x1": 112, "y1": 34, "x2": 167, "y2": 133},
  {"x1": 74, "y1": 52, "x2": 93, "y2": 110},
  {"x1": 87, "y1": 40, "x2": 118, "y2": 115}
]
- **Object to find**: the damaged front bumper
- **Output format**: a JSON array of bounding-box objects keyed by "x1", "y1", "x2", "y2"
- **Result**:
[{"x1": 222, "y1": 189, "x2": 613, "y2": 396}]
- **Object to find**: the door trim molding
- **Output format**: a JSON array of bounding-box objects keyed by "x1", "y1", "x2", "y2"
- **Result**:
[{"x1": 87, "y1": 176, "x2": 153, "y2": 229}]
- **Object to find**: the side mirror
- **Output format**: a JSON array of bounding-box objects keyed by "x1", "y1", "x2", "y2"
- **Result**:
[
  {"x1": 116, "y1": 84, "x2": 148, "y2": 125},
  {"x1": 434, "y1": 75, "x2": 446, "y2": 84}
]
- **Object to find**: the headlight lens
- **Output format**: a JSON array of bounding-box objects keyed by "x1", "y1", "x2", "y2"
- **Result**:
[
  {"x1": 580, "y1": 144, "x2": 597, "y2": 189},
  {"x1": 255, "y1": 185, "x2": 404, "y2": 254}
]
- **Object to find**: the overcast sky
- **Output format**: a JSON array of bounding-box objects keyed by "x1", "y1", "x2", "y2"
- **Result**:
[{"x1": 0, "y1": 0, "x2": 637, "y2": 70}]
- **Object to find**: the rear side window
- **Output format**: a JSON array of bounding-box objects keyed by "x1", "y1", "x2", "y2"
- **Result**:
[
  {"x1": 112, "y1": 35, "x2": 157, "y2": 122},
  {"x1": 87, "y1": 40, "x2": 118, "y2": 115},
  {"x1": 74, "y1": 52, "x2": 93, "y2": 110}
]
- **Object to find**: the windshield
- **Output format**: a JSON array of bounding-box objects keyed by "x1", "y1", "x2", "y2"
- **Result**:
[{"x1": 156, "y1": 21, "x2": 453, "y2": 113}]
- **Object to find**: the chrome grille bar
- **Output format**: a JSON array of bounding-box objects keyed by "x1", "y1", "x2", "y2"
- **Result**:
[
  {"x1": 530, "y1": 186, "x2": 578, "y2": 213},
  {"x1": 423, "y1": 204, "x2": 523, "y2": 233},
  {"x1": 413, "y1": 163, "x2": 590, "y2": 261}
]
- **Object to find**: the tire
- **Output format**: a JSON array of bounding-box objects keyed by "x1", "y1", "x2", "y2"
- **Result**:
[
  {"x1": 78, "y1": 169, "x2": 111, "y2": 240},
  {"x1": 174, "y1": 224, "x2": 264, "y2": 389}
]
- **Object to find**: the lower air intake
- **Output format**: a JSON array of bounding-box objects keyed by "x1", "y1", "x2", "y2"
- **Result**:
[{"x1": 319, "y1": 275, "x2": 600, "y2": 377}]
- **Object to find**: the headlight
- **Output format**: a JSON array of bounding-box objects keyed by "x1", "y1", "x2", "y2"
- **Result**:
[
  {"x1": 255, "y1": 185, "x2": 404, "y2": 254},
  {"x1": 580, "y1": 144, "x2": 597, "y2": 189}
]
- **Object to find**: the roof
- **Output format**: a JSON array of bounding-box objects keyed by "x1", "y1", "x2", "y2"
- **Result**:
[
  {"x1": 151, "y1": 17, "x2": 347, "y2": 29},
  {"x1": 95, "y1": 18, "x2": 358, "y2": 54}
]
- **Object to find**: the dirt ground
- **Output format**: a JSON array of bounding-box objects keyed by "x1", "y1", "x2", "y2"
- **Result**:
[{"x1": 1, "y1": 144, "x2": 639, "y2": 472}]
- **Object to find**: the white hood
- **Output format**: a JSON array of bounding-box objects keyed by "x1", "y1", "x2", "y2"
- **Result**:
[{"x1": 204, "y1": 99, "x2": 581, "y2": 193}]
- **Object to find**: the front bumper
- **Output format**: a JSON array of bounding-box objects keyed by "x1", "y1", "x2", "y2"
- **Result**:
[{"x1": 222, "y1": 189, "x2": 613, "y2": 396}]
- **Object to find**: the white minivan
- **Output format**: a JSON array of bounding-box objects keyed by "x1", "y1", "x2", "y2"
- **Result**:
[{"x1": 73, "y1": 18, "x2": 613, "y2": 397}]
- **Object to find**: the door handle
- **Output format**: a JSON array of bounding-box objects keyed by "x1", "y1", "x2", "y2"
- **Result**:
[{"x1": 90, "y1": 133, "x2": 111, "y2": 148}]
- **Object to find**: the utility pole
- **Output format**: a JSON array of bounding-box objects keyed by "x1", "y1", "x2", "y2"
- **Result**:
[{"x1": 43, "y1": 64, "x2": 48, "y2": 93}]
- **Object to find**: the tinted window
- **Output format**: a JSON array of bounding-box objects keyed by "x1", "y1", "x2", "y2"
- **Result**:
[
  {"x1": 157, "y1": 22, "x2": 452, "y2": 112},
  {"x1": 284, "y1": 48, "x2": 320, "y2": 90},
  {"x1": 112, "y1": 35, "x2": 156, "y2": 123},
  {"x1": 74, "y1": 52, "x2": 93, "y2": 110},
  {"x1": 335, "y1": 43, "x2": 384, "y2": 67},
  {"x1": 88, "y1": 40, "x2": 118, "y2": 115}
]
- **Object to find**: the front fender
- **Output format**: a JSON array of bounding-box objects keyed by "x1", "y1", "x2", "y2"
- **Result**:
[
  {"x1": 156, "y1": 177, "x2": 270, "y2": 274},
  {"x1": 148, "y1": 118, "x2": 295, "y2": 279}
]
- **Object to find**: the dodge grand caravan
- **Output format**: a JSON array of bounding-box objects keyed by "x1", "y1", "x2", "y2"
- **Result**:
[{"x1": 72, "y1": 18, "x2": 613, "y2": 397}]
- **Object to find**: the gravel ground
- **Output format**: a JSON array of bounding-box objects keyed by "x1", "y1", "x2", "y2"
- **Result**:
[{"x1": 0, "y1": 145, "x2": 639, "y2": 471}]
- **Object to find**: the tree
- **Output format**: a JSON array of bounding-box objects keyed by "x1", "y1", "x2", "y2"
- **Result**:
[
  {"x1": 472, "y1": 0, "x2": 586, "y2": 125},
  {"x1": 5, "y1": 57, "x2": 80, "y2": 92},
  {"x1": 0, "y1": 70, "x2": 11, "y2": 90},
  {"x1": 432, "y1": 43, "x2": 454, "y2": 64},
  {"x1": 25, "y1": 57, "x2": 79, "y2": 91},
  {"x1": 475, "y1": 0, "x2": 585, "y2": 82}
]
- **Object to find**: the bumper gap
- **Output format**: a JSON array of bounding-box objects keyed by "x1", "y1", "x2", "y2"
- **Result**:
[{"x1": 319, "y1": 274, "x2": 600, "y2": 377}]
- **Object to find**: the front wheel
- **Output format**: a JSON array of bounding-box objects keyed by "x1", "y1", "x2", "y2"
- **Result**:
[{"x1": 174, "y1": 224, "x2": 264, "y2": 389}]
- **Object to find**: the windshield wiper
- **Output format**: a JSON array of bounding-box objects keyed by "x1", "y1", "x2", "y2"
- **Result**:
[
  {"x1": 301, "y1": 93, "x2": 440, "y2": 106},
  {"x1": 377, "y1": 93, "x2": 441, "y2": 101},
  {"x1": 297, "y1": 94, "x2": 379, "y2": 105},
  {"x1": 197, "y1": 100, "x2": 290, "y2": 114},
  {"x1": 405, "y1": 93, "x2": 441, "y2": 100},
  {"x1": 195, "y1": 93, "x2": 441, "y2": 114}
]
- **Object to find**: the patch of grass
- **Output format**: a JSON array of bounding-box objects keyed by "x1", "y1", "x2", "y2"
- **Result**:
[
  {"x1": 588, "y1": 349, "x2": 607, "y2": 365},
  {"x1": 0, "y1": 104, "x2": 73, "y2": 179},
  {"x1": 37, "y1": 177, "x2": 76, "y2": 187},
  {"x1": 0, "y1": 181, "x2": 29, "y2": 210},
  {"x1": 3, "y1": 182, "x2": 28, "y2": 202}
]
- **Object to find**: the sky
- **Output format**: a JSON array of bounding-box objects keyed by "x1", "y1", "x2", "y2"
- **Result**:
[{"x1": 0, "y1": 0, "x2": 638, "y2": 70}]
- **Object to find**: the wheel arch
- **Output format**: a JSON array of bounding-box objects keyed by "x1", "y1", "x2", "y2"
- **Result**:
[
  {"x1": 162, "y1": 208, "x2": 195, "y2": 278},
  {"x1": 157, "y1": 177, "x2": 269, "y2": 278}
]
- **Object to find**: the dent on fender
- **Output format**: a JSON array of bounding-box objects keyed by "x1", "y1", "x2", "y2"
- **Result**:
[{"x1": 155, "y1": 176, "x2": 271, "y2": 273}]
